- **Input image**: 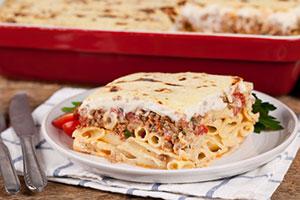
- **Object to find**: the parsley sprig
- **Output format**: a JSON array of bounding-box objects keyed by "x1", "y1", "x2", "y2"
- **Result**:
[
  {"x1": 62, "y1": 101, "x2": 82, "y2": 113},
  {"x1": 124, "y1": 129, "x2": 133, "y2": 138},
  {"x1": 252, "y1": 94, "x2": 283, "y2": 133}
]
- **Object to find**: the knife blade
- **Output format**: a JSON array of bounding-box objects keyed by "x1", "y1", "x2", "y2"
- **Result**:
[
  {"x1": 9, "y1": 93, "x2": 47, "y2": 192},
  {"x1": 0, "y1": 113, "x2": 20, "y2": 194},
  {"x1": 9, "y1": 93, "x2": 37, "y2": 137}
]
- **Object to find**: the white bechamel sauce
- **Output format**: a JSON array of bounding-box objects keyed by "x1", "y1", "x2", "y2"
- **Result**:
[
  {"x1": 180, "y1": 4, "x2": 230, "y2": 32},
  {"x1": 79, "y1": 81, "x2": 249, "y2": 122},
  {"x1": 237, "y1": 7, "x2": 261, "y2": 18},
  {"x1": 80, "y1": 92, "x2": 227, "y2": 122},
  {"x1": 268, "y1": 7, "x2": 300, "y2": 31},
  {"x1": 178, "y1": 3, "x2": 300, "y2": 34},
  {"x1": 184, "y1": 93, "x2": 227, "y2": 120}
]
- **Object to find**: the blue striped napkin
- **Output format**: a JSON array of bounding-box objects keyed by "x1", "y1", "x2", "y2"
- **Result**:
[{"x1": 1, "y1": 88, "x2": 299, "y2": 200}]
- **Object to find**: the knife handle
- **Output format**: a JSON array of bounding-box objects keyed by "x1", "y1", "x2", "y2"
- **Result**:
[
  {"x1": 20, "y1": 136, "x2": 47, "y2": 192},
  {"x1": 0, "y1": 140, "x2": 21, "y2": 194}
]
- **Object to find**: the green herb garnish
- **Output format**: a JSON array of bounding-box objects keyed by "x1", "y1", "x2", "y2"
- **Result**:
[
  {"x1": 124, "y1": 129, "x2": 133, "y2": 138},
  {"x1": 71, "y1": 101, "x2": 82, "y2": 107},
  {"x1": 252, "y1": 94, "x2": 283, "y2": 133},
  {"x1": 62, "y1": 101, "x2": 82, "y2": 113}
]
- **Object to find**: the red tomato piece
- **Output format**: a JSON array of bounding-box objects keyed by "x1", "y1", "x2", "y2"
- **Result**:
[
  {"x1": 62, "y1": 120, "x2": 80, "y2": 137},
  {"x1": 233, "y1": 92, "x2": 246, "y2": 106},
  {"x1": 195, "y1": 124, "x2": 208, "y2": 136},
  {"x1": 52, "y1": 113, "x2": 76, "y2": 129},
  {"x1": 126, "y1": 112, "x2": 140, "y2": 122},
  {"x1": 164, "y1": 132, "x2": 172, "y2": 141}
]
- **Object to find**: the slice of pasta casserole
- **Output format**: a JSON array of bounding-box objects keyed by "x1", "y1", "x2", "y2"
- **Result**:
[{"x1": 72, "y1": 72, "x2": 258, "y2": 169}]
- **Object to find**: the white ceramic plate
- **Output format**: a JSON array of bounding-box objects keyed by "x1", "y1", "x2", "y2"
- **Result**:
[{"x1": 42, "y1": 90, "x2": 298, "y2": 183}]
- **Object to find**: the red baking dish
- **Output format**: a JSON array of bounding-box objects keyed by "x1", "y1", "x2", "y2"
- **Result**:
[{"x1": 0, "y1": 23, "x2": 300, "y2": 95}]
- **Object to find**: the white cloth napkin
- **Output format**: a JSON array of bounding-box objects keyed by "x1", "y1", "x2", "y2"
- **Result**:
[{"x1": 1, "y1": 88, "x2": 299, "y2": 200}]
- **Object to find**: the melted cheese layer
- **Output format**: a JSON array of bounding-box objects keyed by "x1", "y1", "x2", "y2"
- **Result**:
[{"x1": 79, "y1": 72, "x2": 252, "y2": 121}]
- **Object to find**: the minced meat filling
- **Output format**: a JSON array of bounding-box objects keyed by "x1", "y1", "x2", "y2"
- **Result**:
[{"x1": 79, "y1": 109, "x2": 207, "y2": 144}]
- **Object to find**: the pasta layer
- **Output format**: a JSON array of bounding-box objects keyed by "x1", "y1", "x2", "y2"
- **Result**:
[{"x1": 73, "y1": 106, "x2": 258, "y2": 169}]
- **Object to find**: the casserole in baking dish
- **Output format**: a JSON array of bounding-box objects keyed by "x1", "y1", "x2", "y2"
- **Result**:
[
  {"x1": 0, "y1": 0, "x2": 300, "y2": 35},
  {"x1": 0, "y1": 0, "x2": 299, "y2": 95}
]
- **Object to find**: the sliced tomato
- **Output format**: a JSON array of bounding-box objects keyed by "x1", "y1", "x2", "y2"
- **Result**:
[
  {"x1": 52, "y1": 113, "x2": 76, "y2": 129},
  {"x1": 62, "y1": 120, "x2": 80, "y2": 137}
]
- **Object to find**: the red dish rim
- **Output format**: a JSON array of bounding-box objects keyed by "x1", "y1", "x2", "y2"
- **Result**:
[
  {"x1": 1, "y1": 23, "x2": 300, "y2": 62},
  {"x1": 1, "y1": 22, "x2": 300, "y2": 40}
]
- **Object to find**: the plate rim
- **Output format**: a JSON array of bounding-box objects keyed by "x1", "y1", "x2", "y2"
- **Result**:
[{"x1": 41, "y1": 89, "x2": 298, "y2": 175}]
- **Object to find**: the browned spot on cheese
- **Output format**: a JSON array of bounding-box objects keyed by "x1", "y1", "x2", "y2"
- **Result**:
[
  {"x1": 154, "y1": 88, "x2": 172, "y2": 93},
  {"x1": 133, "y1": 78, "x2": 161, "y2": 83},
  {"x1": 160, "y1": 6, "x2": 177, "y2": 22},
  {"x1": 158, "y1": 101, "x2": 163, "y2": 105},
  {"x1": 232, "y1": 76, "x2": 243, "y2": 85},
  {"x1": 5, "y1": 18, "x2": 17, "y2": 23},
  {"x1": 197, "y1": 85, "x2": 208, "y2": 88},
  {"x1": 66, "y1": 0, "x2": 88, "y2": 4},
  {"x1": 103, "y1": 9, "x2": 112, "y2": 13},
  {"x1": 76, "y1": 14, "x2": 85, "y2": 18},
  {"x1": 99, "y1": 14, "x2": 117, "y2": 18},
  {"x1": 134, "y1": 17, "x2": 147, "y2": 22},
  {"x1": 49, "y1": 13, "x2": 57, "y2": 19},
  {"x1": 140, "y1": 8, "x2": 155, "y2": 14},
  {"x1": 14, "y1": 12, "x2": 27, "y2": 17},
  {"x1": 116, "y1": 22, "x2": 127, "y2": 26},
  {"x1": 115, "y1": 78, "x2": 162, "y2": 84},
  {"x1": 165, "y1": 82, "x2": 182, "y2": 87},
  {"x1": 109, "y1": 86, "x2": 121, "y2": 92},
  {"x1": 177, "y1": 0, "x2": 187, "y2": 6},
  {"x1": 160, "y1": 6, "x2": 177, "y2": 16},
  {"x1": 178, "y1": 77, "x2": 186, "y2": 81}
]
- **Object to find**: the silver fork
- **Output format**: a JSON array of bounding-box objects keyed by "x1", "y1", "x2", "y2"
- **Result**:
[{"x1": 0, "y1": 113, "x2": 20, "y2": 194}]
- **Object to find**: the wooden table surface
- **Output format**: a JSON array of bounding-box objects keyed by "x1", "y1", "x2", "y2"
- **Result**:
[{"x1": 0, "y1": 75, "x2": 299, "y2": 200}]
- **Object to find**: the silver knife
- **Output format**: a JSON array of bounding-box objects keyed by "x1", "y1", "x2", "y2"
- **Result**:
[
  {"x1": 9, "y1": 93, "x2": 47, "y2": 192},
  {"x1": 0, "y1": 113, "x2": 20, "y2": 194}
]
